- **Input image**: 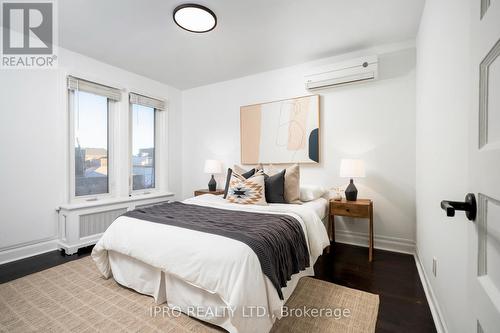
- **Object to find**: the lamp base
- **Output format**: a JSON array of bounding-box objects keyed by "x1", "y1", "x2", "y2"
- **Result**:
[
  {"x1": 345, "y1": 179, "x2": 358, "y2": 201},
  {"x1": 208, "y1": 175, "x2": 217, "y2": 191}
]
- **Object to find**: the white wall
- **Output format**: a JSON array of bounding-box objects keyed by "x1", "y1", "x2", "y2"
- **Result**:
[
  {"x1": 415, "y1": 0, "x2": 471, "y2": 332},
  {"x1": 0, "y1": 48, "x2": 182, "y2": 262},
  {"x1": 182, "y1": 42, "x2": 417, "y2": 252}
]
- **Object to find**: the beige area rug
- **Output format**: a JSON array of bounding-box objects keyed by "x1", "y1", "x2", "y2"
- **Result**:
[{"x1": 0, "y1": 256, "x2": 379, "y2": 333}]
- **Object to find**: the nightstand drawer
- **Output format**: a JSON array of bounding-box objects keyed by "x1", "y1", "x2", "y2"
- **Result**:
[{"x1": 331, "y1": 203, "x2": 369, "y2": 218}]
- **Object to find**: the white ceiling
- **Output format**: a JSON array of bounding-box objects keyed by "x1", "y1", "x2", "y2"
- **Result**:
[{"x1": 59, "y1": 0, "x2": 424, "y2": 90}]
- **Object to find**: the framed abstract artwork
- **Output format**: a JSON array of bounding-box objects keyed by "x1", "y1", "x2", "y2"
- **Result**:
[{"x1": 240, "y1": 95, "x2": 320, "y2": 164}]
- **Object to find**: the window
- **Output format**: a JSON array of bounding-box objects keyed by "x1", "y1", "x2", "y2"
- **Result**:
[
  {"x1": 68, "y1": 76, "x2": 121, "y2": 199},
  {"x1": 74, "y1": 91, "x2": 109, "y2": 196},
  {"x1": 131, "y1": 104, "x2": 156, "y2": 190},
  {"x1": 129, "y1": 93, "x2": 165, "y2": 193}
]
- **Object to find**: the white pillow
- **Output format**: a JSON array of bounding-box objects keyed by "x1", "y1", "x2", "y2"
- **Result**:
[{"x1": 300, "y1": 185, "x2": 327, "y2": 202}]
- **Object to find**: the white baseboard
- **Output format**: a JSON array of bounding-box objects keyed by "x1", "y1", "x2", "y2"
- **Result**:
[
  {"x1": 0, "y1": 239, "x2": 59, "y2": 265},
  {"x1": 414, "y1": 248, "x2": 448, "y2": 333},
  {"x1": 335, "y1": 229, "x2": 415, "y2": 254}
]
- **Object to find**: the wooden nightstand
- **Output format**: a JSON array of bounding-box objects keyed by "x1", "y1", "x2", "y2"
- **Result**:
[
  {"x1": 329, "y1": 199, "x2": 374, "y2": 261},
  {"x1": 194, "y1": 189, "x2": 225, "y2": 197}
]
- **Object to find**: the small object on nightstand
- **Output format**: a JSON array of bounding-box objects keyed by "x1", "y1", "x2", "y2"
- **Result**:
[
  {"x1": 339, "y1": 159, "x2": 366, "y2": 201},
  {"x1": 194, "y1": 189, "x2": 225, "y2": 197},
  {"x1": 329, "y1": 198, "x2": 374, "y2": 261},
  {"x1": 204, "y1": 160, "x2": 222, "y2": 191},
  {"x1": 332, "y1": 187, "x2": 343, "y2": 201}
]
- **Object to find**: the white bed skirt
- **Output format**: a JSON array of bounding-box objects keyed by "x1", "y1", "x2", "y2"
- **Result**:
[{"x1": 108, "y1": 250, "x2": 315, "y2": 332}]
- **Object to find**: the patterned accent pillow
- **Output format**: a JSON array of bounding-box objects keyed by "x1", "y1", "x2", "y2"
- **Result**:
[
  {"x1": 226, "y1": 170, "x2": 267, "y2": 205},
  {"x1": 223, "y1": 167, "x2": 256, "y2": 199}
]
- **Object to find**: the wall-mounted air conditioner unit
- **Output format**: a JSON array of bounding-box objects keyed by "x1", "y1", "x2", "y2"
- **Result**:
[{"x1": 305, "y1": 55, "x2": 378, "y2": 90}]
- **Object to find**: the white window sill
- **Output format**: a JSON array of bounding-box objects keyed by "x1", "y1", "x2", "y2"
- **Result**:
[{"x1": 57, "y1": 191, "x2": 174, "y2": 212}]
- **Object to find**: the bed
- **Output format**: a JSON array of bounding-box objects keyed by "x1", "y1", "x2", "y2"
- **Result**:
[{"x1": 92, "y1": 194, "x2": 330, "y2": 333}]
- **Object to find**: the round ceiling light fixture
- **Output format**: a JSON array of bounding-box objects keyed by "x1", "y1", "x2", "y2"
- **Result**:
[{"x1": 173, "y1": 4, "x2": 217, "y2": 33}]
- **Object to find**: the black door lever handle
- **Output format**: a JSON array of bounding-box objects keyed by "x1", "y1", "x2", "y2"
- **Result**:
[{"x1": 440, "y1": 193, "x2": 477, "y2": 221}]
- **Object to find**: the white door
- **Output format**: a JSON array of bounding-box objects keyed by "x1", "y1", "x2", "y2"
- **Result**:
[{"x1": 469, "y1": 0, "x2": 500, "y2": 331}]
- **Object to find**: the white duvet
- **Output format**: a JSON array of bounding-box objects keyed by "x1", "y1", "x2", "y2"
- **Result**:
[{"x1": 92, "y1": 195, "x2": 330, "y2": 333}]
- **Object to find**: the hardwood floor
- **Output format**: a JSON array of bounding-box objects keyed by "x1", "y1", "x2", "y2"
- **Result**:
[
  {"x1": 0, "y1": 243, "x2": 436, "y2": 332},
  {"x1": 0, "y1": 247, "x2": 93, "y2": 284},
  {"x1": 314, "y1": 243, "x2": 437, "y2": 333}
]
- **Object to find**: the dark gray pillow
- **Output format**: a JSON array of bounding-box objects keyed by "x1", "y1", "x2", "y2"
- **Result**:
[
  {"x1": 223, "y1": 168, "x2": 256, "y2": 199},
  {"x1": 264, "y1": 169, "x2": 286, "y2": 203}
]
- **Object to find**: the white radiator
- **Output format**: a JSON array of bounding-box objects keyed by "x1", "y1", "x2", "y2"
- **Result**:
[
  {"x1": 57, "y1": 194, "x2": 172, "y2": 255},
  {"x1": 79, "y1": 208, "x2": 127, "y2": 238}
]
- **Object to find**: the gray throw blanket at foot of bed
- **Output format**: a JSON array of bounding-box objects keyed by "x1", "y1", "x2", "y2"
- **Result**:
[{"x1": 123, "y1": 201, "x2": 310, "y2": 300}]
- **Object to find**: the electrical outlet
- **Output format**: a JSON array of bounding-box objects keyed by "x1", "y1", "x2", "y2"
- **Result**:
[{"x1": 432, "y1": 257, "x2": 437, "y2": 277}]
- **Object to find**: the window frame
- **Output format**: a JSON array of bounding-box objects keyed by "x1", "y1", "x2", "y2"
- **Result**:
[
  {"x1": 68, "y1": 89, "x2": 116, "y2": 202},
  {"x1": 129, "y1": 102, "x2": 159, "y2": 195}
]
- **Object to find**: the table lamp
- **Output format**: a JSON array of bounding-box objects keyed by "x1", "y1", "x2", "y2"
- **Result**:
[
  {"x1": 339, "y1": 159, "x2": 365, "y2": 201},
  {"x1": 204, "y1": 160, "x2": 222, "y2": 191}
]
